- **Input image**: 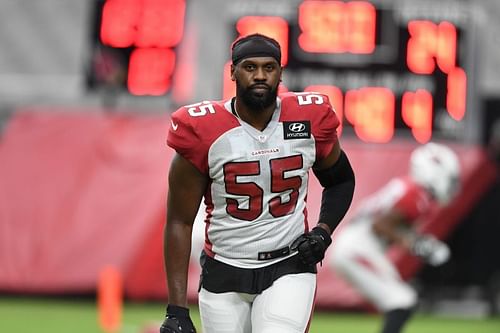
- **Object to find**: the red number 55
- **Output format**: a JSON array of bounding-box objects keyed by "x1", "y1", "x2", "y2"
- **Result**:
[{"x1": 223, "y1": 155, "x2": 303, "y2": 221}]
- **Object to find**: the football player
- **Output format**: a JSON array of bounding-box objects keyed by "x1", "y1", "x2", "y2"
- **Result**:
[
  {"x1": 330, "y1": 142, "x2": 460, "y2": 333},
  {"x1": 160, "y1": 34, "x2": 355, "y2": 333}
]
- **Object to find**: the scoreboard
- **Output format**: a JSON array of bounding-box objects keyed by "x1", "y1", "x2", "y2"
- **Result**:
[
  {"x1": 87, "y1": 0, "x2": 186, "y2": 96},
  {"x1": 221, "y1": 0, "x2": 479, "y2": 144},
  {"x1": 88, "y1": 0, "x2": 480, "y2": 144}
]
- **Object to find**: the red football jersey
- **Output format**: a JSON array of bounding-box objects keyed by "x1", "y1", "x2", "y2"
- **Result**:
[
  {"x1": 352, "y1": 177, "x2": 433, "y2": 226},
  {"x1": 167, "y1": 92, "x2": 340, "y2": 268}
]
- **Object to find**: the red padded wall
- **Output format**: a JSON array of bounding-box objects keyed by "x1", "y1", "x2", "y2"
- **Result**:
[{"x1": 0, "y1": 109, "x2": 495, "y2": 309}]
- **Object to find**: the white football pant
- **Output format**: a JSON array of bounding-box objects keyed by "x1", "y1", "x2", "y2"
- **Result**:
[
  {"x1": 198, "y1": 273, "x2": 316, "y2": 333},
  {"x1": 330, "y1": 222, "x2": 417, "y2": 311}
]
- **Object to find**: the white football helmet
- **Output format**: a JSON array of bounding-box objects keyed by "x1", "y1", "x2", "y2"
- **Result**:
[{"x1": 409, "y1": 143, "x2": 460, "y2": 204}]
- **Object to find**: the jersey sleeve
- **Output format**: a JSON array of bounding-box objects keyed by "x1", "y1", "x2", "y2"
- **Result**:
[
  {"x1": 279, "y1": 92, "x2": 340, "y2": 161},
  {"x1": 167, "y1": 107, "x2": 206, "y2": 173},
  {"x1": 311, "y1": 94, "x2": 340, "y2": 160},
  {"x1": 393, "y1": 181, "x2": 431, "y2": 222}
]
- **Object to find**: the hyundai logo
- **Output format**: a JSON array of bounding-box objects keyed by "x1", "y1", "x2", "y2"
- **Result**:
[{"x1": 288, "y1": 123, "x2": 306, "y2": 132}]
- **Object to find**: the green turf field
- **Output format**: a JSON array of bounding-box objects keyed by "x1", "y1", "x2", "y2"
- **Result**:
[{"x1": 1, "y1": 296, "x2": 498, "y2": 333}]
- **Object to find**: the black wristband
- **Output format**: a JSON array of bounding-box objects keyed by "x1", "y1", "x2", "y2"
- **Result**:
[
  {"x1": 167, "y1": 304, "x2": 190, "y2": 317},
  {"x1": 311, "y1": 226, "x2": 332, "y2": 245}
]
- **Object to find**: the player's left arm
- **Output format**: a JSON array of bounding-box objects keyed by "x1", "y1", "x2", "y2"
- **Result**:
[
  {"x1": 313, "y1": 141, "x2": 355, "y2": 235},
  {"x1": 291, "y1": 141, "x2": 355, "y2": 265}
]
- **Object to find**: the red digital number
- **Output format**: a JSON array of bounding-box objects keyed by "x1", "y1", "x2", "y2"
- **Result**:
[
  {"x1": 100, "y1": 0, "x2": 140, "y2": 47},
  {"x1": 447, "y1": 67, "x2": 467, "y2": 121},
  {"x1": 298, "y1": 1, "x2": 376, "y2": 54},
  {"x1": 135, "y1": 0, "x2": 186, "y2": 48},
  {"x1": 407, "y1": 20, "x2": 457, "y2": 74},
  {"x1": 402, "y1": 89, "x2": 433, "y2": 143},
  {"x1": 127, "y1": 48, "x2": 176, "y2": 96},
  {"x1": 345, "y1": 87, "x2": 395, "y2": 143},
  {"x1": 236, "y1": 16, "x2": 289, "y2": 65},
  {"x1": 100, "y1": 0, "x2": 186, "y2": 48},
  {"x1": 100, "y1": 0, "x2": 185, "y2": 95},
  {"x1": 407, "y1": 20, "x2": 465, "y2": 122}
]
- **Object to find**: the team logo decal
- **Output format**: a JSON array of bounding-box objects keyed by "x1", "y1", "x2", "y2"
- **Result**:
[{"x1": 283, "y1": 121, "x2": 311, "y2": 140}]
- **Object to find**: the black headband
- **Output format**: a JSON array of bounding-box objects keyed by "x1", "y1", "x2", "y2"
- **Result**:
[{"x1": 231, "y1": 35, "x2": 281, "y2": 65}]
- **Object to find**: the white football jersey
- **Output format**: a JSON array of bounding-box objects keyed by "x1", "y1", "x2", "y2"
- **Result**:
[{"x1": 167, "y1": 92, "x2": 339, "y2": 268}]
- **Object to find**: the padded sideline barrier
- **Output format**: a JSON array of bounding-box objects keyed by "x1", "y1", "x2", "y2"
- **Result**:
[{"x1": 0, "y1": 110, "x2": 496, "y2": 310}]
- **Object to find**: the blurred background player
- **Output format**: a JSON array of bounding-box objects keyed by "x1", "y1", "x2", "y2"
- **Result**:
[
  {"x1": 330, "y1": 142, "x2": 460, "y2": 333},
  {"x1": 160, "y1": 33, "x2": 355, "y2": 333}
]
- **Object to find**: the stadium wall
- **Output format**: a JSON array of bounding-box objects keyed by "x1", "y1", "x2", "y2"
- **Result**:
[{"x1": 0, "y1": 109, "x2": 496, "y2": 310}]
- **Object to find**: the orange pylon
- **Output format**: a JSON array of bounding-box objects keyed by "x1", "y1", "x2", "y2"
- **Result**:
[{"x1": 97, "y1": 266, "x2": 123, "y2": 332}]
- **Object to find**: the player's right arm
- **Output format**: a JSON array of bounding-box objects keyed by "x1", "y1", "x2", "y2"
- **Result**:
[
  {"x1": 164, "y1": 153, "x2": 207, "y2": 307},
  {"x1": 162, "y1": 101, "x2": 219, "y2": 333},
  {"x1": 372, "y1": 209, "x2": 413, "y2": 249},
  {"x1": 372, "y1": 210, "x2": 451, "y2": 266},
  {"x1": 371, "y1": 180, "x2": 431, "y2": 249},
  {"x1": 161, "y1": 153, "x2": 206, "y2": 333}
]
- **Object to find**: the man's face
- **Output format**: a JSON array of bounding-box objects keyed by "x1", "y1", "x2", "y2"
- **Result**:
[{"x1": 232, "y1": 57, "x2": 282, "y2": 110}]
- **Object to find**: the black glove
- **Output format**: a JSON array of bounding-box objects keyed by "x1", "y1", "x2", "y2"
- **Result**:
[
  {"x1": 290, "y1": 226, "x2": 332, "y2": 265},
  {"x1": 410, "y1": 234, "x2": 450, "y2": 266},
  {"x1": 160, "y1": 304, "x2": 196, "y2": 333}
]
